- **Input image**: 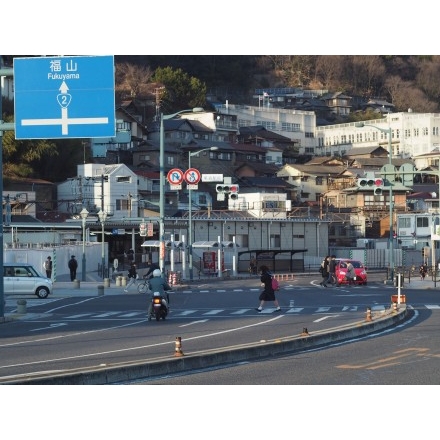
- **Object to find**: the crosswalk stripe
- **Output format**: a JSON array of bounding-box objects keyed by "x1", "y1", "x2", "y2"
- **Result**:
[{"x1": 203, "y1": 309, "x2": 225, "y2": 315}]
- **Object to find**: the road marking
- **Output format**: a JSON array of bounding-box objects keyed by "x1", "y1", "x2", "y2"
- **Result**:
[
  {"x1": 66, "y1": 313, "x2": 93, "y2": 319},
  {"x1": 30, "y1": 323, "x2": 67, "y2": 332},
  {"x1": 119, "y1": 312, "x2": 144, "y2": 317},
  {"x1": 316, "y1": 307, "x2": 331, "y2": 312},
  {"x1": 179, "y1": 320, "x2": 209, "y2": 327},
  {"x1": 425, "y1": 304, "x2": 440, "y2": 309},
  {"x1": 92, "y1": 312, "x2": 120, "y2": 318},
  {"x1": 285, "y1": 307, "x2": 304, "y2": 313},
  {"x1": 314, "y1": 315, "x2": 340, "y2": 322},
  {"x1": 231, "y1": 309, "x2": 251, "y2": 314},
  {"x1": 203, "y1": 309, "x2": 225, "y2": 315},
  {"x1": 174, "y1": 310, "x2": 198, "y2": 316}
]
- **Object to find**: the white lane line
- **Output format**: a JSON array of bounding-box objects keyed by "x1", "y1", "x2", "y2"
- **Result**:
[
  {"x1": 180, "y1": 319, "x2": 209, "y2": 327},
  {"x1": 0, "y1": 316, "x2": 284, "y2": 370}
]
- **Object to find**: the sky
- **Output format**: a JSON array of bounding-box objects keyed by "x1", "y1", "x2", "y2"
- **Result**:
[{"x1": 3, "y1": 2, "x2": 438, "y2": 55}]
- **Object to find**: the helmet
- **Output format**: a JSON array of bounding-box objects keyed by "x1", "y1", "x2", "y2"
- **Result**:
[{"x1": 153, "y1": 269, "x2": 162, "y2": 277}]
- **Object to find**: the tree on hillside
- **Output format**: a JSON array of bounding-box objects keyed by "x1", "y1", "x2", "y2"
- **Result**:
[
  {"x1": 350, "y1": 55, "x2": 386, "y2": 97},
  {"x1": 415, "y1": 56, "x2": 440, "y2": 104},
  {"x1": 115, "y1": 62, "x2": 157, "y2": 101},
  {"x1": 314, "y1": 55, "x2": 346, "y2": 90},
  {"x1": 385, "y1": 75, "x2": 437, "y2": 113},
  {"x1": 1, "y1": 115, "x2": 58, "y2": 178},
  {"x1": 152, "y1": 66, "x2": 206, "y2": 114}
]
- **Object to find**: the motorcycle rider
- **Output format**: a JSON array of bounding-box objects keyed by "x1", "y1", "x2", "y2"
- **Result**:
[{"x1": 147, "y1": 269, "x2": 172, "y2": 320}]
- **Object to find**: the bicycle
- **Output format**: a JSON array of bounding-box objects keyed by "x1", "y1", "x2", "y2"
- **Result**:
[{"x1": 137, "y1": 277, "x2": 150, "y2": 294}]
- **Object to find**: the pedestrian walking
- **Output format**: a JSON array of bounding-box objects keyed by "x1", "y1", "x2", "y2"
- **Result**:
[
  {"x1": 324, "y1": 255, "x2": 339, "y2": 287},
  {"x1": 68, "y1": 255, "x2": 78, "y2": 281},
  {"x1": 43, "y1": 256, "x2": 52, "y2": 279},
  {"x1": 345, "y1": 262, "x2": 356, "y2": 286},
  {"x1": 124, "y1": 263, "x2": 138, "y2": 292},
  {"x1": 255, "y1": 265, "x2": 281, "y2": 313},
  {"x1": 319, "y1": 255, "x2": 329, "y2": 286},
  {"x1": 420, "y1": 263, "x2": 428, "y2": 280}
]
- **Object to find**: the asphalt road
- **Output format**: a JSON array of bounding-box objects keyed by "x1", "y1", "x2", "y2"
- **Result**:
[{"x1": 0, "y1": 272, "x2": 435, "y2": 383}]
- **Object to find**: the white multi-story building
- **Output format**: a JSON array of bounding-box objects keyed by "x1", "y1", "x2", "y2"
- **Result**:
[
  {"x1": 216, "y1": 103, "x2": 317, "y2": 155},
  {"x1": 316, "y1": 111, "x2": 440, "y2": 159},
  {"x1": 57, "y1": 163, "x2": 138, "y2": 220}
]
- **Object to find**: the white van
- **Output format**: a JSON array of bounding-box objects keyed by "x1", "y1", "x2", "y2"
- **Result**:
[{"x1": 4, "y1": 263, "x2": 53, "y2": 298}]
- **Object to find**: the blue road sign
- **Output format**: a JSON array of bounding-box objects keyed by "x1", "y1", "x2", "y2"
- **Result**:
[{"x1": 14, "y1": 56, "x2": 116, "y2": 139}]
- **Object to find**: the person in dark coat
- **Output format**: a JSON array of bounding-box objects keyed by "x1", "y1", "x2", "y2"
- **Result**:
[
  {"x1": 255, "y1": 265, "x2": 281, "y2": 313},
  {"x1": 319, "y1": 256, "x2": 329, "y2": 286},
  {"x1": 68, "y1": 255, "x2": 78, "y2": 281},
  {"x1": 43, "y1": 256, "x2": 53, "y2": 279}
]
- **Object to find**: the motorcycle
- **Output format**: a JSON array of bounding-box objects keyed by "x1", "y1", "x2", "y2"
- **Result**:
[{"x1": 149, "y1": 291, "x2": 169, "y2": 321}]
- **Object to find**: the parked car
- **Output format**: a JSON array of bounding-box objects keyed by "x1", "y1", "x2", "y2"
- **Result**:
[
  {"x1": 4, "y1": 263, "x2": 53, "y2": 298},
  {"x1": 335, "y1": 259, "x2": 367, "y2": 285}
]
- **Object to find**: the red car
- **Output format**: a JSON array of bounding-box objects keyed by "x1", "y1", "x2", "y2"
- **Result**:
[{"x1": 335, "y1": 259, "x2": 367, "y2": 285}]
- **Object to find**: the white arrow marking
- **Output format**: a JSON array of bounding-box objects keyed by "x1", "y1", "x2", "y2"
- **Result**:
[
  {"x1": 314, "y1": 315, "x2": 340, "y2": 322},
  {"x1": 30, "y1": 323, "x2": 67, "y2": 332}
]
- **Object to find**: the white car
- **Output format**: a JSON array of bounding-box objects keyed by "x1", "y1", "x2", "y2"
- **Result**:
[{"x1": 4, "y1": 263, "x2": 53, "y2": 298}]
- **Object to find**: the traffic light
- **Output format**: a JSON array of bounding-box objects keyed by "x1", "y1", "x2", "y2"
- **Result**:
[
  {"x1": 358, "y1": 178, "x2": 374, "y2": 187},
  {"x1": 216, "y1": 184, "x2": 231, "y2": 193},
  {"x1": 230, "y1": 184, "x2": 239, "y2": 200},
  {"x1": 373, "y1": 178, "x2": 384, "y2": 195},
  {"x1": 357, "y1": 177, "x2": 383, "y2": 195}
]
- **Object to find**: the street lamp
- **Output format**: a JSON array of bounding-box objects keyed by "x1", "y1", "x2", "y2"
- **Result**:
[
  {"x1": 188, "y1": 146, "x2": 219, "y2": 280},
  {"x1": 98, "y1": 209, "x2": 108, "y2": 278},
  {"x1": 356, "y1": 121, "x2": 394, "y2": 282},
  {"x1": 159, "y1": 107, "x2": 204, "y2": 274},
  {"x1": 80, "y1": 207, "x2": 89, "y2": 282}
]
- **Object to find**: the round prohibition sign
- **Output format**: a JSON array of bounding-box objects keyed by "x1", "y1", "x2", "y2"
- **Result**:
[
  {"x1": 167, "y1": 168, "x2": 184, "y2": 185},
  {"x1": 184, "y1": 168, "x2": 201, "y2": 184}
]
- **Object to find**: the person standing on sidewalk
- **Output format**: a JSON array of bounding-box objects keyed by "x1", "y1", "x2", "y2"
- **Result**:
[
  {"x1": 255, "y1": 265, "x2": 281, "y2": 313},
  {"x1": 43, "y1": 256, "x2": 53, "y2": 279},
  {"x1": 124, "y1": 263, "x2": 138, "y2": 292}
]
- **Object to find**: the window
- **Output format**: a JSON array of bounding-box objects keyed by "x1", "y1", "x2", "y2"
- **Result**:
[
  {"x1": 116, "y1": 176, "x2": 130, "y2": 183},
  {"x1": 398, "y1": 217, "x2": 412, "y2": 228},
  {"x1": 281, "y1": 122, "x2": 301, "y2": 132},
  {"x1": 270, "y1": 234, "x2": 281, "y2": 247},
  {"x1": 416, "y1": 217, "x2": 429, "y2": 227}
]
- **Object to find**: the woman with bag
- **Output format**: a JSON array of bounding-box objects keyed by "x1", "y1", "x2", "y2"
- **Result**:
[{"x1": 255, "y1": 265, "x2": 281, "y2": 313}]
